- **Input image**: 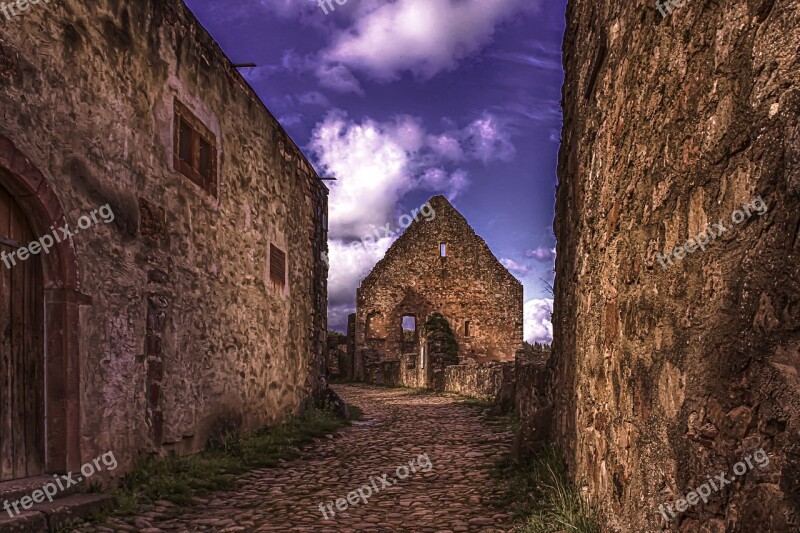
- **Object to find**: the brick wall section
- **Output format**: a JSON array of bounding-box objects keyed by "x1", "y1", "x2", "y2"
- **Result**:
[
  {"x1": 355, "y1": 195, "x2": 523, "y2": 384},
  {"x1": 552, "y1": 0, "x2": 800, "y2": 530},
  {"x1": 0, "y1": 0, "x2": 328, "y2": 477}
]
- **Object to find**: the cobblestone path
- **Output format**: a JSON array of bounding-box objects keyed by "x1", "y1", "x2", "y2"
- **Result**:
[{"x1": 79, "y1": 384, "x2": 515, "y2": 532}]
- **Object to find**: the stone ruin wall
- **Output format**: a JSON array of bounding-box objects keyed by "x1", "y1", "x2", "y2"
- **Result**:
[
  {"x1": 552, "y1": 0, "x2": 800, "y2": 530},
  {"x1": 0, "y1": 0, "x2": 328, "y2": 479},
  {"x1": 354, "y1": 196, "x2": 523, "y2": 384}
]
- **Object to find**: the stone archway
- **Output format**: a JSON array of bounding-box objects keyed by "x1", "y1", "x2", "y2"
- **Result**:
[{"x1": 0, "y1": 135, "x2": 86, "y2": 476}]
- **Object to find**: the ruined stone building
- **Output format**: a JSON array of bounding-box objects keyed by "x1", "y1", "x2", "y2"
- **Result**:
[
  {"x1": 546, "y1": 0, "x2": 800, "y2": 530},
  {"x1": 0, "y1": 0, "x2": 328, "y2": 485},
  {"x1": 352, "y1": 195, "x2": 523, "y2": 388}
]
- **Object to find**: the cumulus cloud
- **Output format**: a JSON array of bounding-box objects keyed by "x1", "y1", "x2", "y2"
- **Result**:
[
  {"x1": 309, "y1": 110, "x2": 509, "y2": 240},
  {"x1": 500, "y1": 258, "x2": 531, "y2": 278},
  {"x1": 324, "y1": 0, "x2": 538, "y2": 81},
  {"x1": 524, "y1": 299, "x2": 553, "y2": 344},
  {"x1": 310, "y1": 111, "x2": 424, "y2": 239},
  {"x1": 525, "y1": 246, "x2": 556, "y2": 262},
  {"x1": 464, "y1": 113, "x2": 516, "y2": 163}
]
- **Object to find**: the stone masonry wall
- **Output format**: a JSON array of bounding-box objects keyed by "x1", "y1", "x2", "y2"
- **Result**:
[
  {"x1": 443, "y1": 362, "x2": 514, "y2": 401},
  {"x1": 0, "y1": 0, "x2": 327, "y2": 480},
  {"x1": 355, "y1": 195, "x2": 523, "y2": 382},
  {"x1": 552, "y1": 0, "x2": 800, "y2": 531}
]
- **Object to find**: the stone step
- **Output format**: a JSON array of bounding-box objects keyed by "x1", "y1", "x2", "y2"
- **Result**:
[
  {"x1": 0, "y1": 494, "x2": 115, "y2": 532},
  {"x1": 0, "y1": 475, "x2": 78, "y2": 505}
]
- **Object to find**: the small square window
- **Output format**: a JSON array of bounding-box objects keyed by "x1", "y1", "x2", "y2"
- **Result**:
[
  {"x1": 270, "y1": 244, "x2": 286, "y2": 286},
  {"x1": 440, "y1": 243, "x2": 447, "y2": 257}
]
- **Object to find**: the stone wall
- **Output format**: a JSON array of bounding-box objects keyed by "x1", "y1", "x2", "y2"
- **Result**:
[
  {"x1": 514, "y1": 351, "x2": 550, "y2": 423},
  {"x1": 0, "y1": 0, "x2": 327, "y2": 481},
  {"x1": 355, "y1": 195, "x2": 523, "y2": 383},
  {"x1": 552, "y1": 0, "x2": 800, "y2": 531},
  {"x1": 443, "y1": 362, "x2": 515, "y2": 401}
]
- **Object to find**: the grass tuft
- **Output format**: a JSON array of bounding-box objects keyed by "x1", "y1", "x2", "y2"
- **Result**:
[
  {"x1": 109, "y1": 405, "x2": 346, "y2": 516},
  {"x1": 498, "y1": 445, "x2": 599, "y2": 533}
]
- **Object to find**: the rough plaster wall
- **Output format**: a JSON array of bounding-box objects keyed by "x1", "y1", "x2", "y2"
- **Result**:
[
  {"x1": 552, "y1": 0, "x2": 800, "y2": 530},
  {"x1": 0, "y1": 0, "x2": 327, "y2": 478},
  {"x1": 355, "y1": 195, "x2": 523, "y2": 380}
]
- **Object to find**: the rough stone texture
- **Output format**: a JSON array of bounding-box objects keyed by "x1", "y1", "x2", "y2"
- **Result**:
[
  {"x1": 514, "y1": 351, "x2": 550, "y2": 423},
  {"x1": 74, "y1": 385, "x2": 516, "y2": 533},
  {"x1": 552, "y1": 0, "x2": 800, "y2": 531},
  {"x1": 0, "y1": 0, "x2": 328, "y2": 480},
  {"x1": 444, "y1": 362, "x2": 515, "y2": 401},
  {"x1": 354, "y1": 195, "x2": 523, "y2": 386}
]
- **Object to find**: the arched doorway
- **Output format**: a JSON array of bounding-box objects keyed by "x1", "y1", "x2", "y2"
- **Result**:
[
  {"x1": 0, "y1": 135, "x2": 83, "y2": 479},
  {"x1": 0, "y1": 185, "x2": 45, "y2": 481}
]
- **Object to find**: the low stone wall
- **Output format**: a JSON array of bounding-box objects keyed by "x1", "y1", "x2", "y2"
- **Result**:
[
  {"x1": 515, "y1": 351, "x2": 551, "y2": 421},
  {"x1": 444, "y1": 362, "x2": 515, "y2": 400}
]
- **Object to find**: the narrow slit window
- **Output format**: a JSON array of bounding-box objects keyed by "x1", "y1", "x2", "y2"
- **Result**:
[
  {"x1": 464, "y1": 321, "x2": 471, "y2": 337},
  {"x1": 440, "y1": 243, "x2": 447, "y2": 257},
  {"x1": 402, "y1": 315, "x2": 416, "y2": 343},
  {"x1": 270, "y1": 244, "x2": 286, "y2": 286}
]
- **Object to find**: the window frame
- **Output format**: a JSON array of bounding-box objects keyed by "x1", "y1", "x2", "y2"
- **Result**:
[
  {"x1": 269, "y1": 244, "x2": 287, "y2": 287},
  {"x1": 173, "y1": 99, "x2": 218, "y2": 197}
]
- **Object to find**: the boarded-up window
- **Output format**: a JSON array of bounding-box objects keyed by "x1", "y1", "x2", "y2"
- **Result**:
[
  {"x1": 270, "y1": 244, "x2": 286, "y2": 286},
  {"x1": 174, "y1": 99, "x2": 218, "y2": 196}
]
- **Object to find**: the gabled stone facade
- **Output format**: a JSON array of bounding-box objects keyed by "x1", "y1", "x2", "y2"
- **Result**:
[{"x1": 353, "y1": 196, "x2": 523, "y2": 386}]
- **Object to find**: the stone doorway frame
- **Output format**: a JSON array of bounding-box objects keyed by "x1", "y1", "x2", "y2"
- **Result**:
[{"x1": 0, "y1": 134, "x2": 87, "y2": 475}]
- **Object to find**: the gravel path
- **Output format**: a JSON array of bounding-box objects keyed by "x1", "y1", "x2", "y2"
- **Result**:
[{"x1": 77, "y1": 384, "x2": 515, "y2": 532}]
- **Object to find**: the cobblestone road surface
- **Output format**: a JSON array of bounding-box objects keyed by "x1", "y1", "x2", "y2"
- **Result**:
[{"x1": 77, "y1": 384, "x2": 515, "y2": 532}]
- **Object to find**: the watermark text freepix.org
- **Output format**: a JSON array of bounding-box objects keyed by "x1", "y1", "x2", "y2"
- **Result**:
[
  {"x1": 1, "y1": 0, "x2": 60, "y2": 23},
  {"x1": 350, "y1": 202, "x2": 436, "y2": 253},
  {"x1": 656, "y1": 196, "x2": 767, "y2": 269},
  {"x1": 1, "y1": 203, "x2": 115, "y2": 270},
  {"x1": 318, "y1": 452, "x2": 433, "y2": 519},
  {"x1": 658, "y1": 448, "x2": 769, "y2": 523},
  {"x1": 3, "y1": 451, "x2": 118, "y2": 518}
]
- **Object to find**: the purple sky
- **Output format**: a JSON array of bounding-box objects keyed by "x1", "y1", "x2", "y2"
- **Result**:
[{"x1": 183, "y1": 0, "x2": 566, "y2": 343}]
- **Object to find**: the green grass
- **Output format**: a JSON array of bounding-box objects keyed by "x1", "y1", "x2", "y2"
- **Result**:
[
  {"x1": 497, "y1": 445, "x2": 599, "y2": 533},
  {"x1": 109, "y1": 405, "x2": 347, "y2": 516}
]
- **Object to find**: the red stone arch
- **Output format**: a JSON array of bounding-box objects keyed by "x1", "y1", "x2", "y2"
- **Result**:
[{"x1": 0, "y1": 134, "x2": 86, "y2": 475}]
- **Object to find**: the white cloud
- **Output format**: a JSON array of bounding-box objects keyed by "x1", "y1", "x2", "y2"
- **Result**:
[
  {"x1": 464, "y1": 113, "x2": 516, "y2": 163},
  {"x1": 525, "y1": 246, "x2": 556, "y2": 262},
  {"x1": 328, "y1": 237, "x2": 393, "y2": 307},
  {"x1": 309, "y1": 111, "x2": 420, "y2": 240},
  {"x1": 428, "y1": 134, "x2": 464, "y2": 161},
  {"x1": 500, "y1": 258, "x2": 531, "y2": 277},
  {"x1": 324, "y1": 0, "x2": 538, "y2": 81},
  {"x1": 315, "y1": 64, "x2": 365, "y2": 95},
  {"x1": 309, "y1": 110, "x2": 495, "y2": 240},
  {"x1": 524, "y1": 299, "x2": 553, "y2": 344}
]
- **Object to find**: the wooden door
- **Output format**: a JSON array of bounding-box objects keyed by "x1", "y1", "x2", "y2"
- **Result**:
[{"x1": 0, "y1": 185, "x2": 45, "y2": 481}]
